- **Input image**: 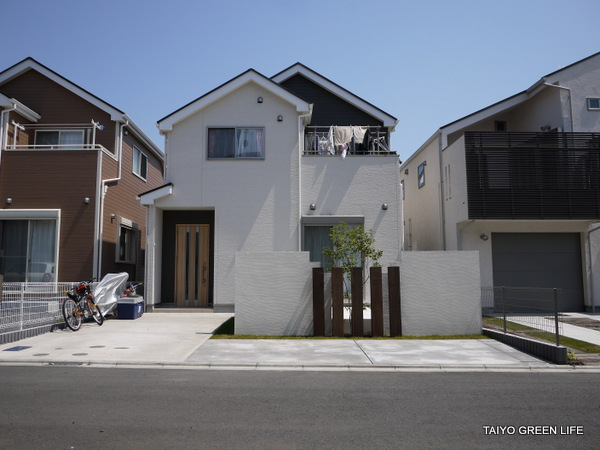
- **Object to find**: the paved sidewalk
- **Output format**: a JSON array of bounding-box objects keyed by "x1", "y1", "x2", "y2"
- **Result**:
[
  {"x1": 559, "y1": 312, "x2": 600, "y2": 346},
  {"x1": 0, "y1": 313, "x2": 598, "y2": 372}
]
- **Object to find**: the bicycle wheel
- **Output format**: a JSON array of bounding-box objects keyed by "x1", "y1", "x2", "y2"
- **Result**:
[
  {"x1": 62, "y1": 298, "x2": 82, "y2": 331},
  {"x1": 89, "y1": 301, "x2": 104, "y2": 326}
]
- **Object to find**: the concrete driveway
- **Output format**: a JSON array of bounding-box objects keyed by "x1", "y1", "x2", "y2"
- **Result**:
[{"x1": 0, "y1": 312, "x2": 597, "y2": 372}]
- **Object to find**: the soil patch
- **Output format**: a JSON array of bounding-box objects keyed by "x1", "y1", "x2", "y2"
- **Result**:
[{"x1": 558, "y1": 317, "x2": 600, "y2": 331}]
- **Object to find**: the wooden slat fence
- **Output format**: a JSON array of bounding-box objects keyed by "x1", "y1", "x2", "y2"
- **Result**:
[{"x1": 312, "y1": 266, "x2": 402, "y2": 337}]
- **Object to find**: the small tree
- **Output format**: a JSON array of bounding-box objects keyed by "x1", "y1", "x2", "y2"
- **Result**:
[{"x1": 323, "y1": 222, "x2": 383, "y2": 296}]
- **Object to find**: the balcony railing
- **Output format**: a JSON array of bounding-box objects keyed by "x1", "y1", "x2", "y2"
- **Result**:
[
  {"x1": 6, "y1": 144, "x2": 108, "y2": 151},
  {"x1": 304, "y1": 126, "x2": 393, "y2": 156},
  {"x1": 465, "y1": 131, "x2": 600, "y2": 219}
]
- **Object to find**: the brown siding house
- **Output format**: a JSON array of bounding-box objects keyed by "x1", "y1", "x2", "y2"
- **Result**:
[{"x1": 0, "y1": 58, "x2": 164, "y2": 284}]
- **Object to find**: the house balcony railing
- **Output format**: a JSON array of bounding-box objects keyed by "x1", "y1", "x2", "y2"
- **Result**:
[
  {"x1": 4, "y1": 143, "x2": 114, "y2": 159},
  {"x1": 465, "y1": 131, "x2": 600, "y2": 220},
  {"x1": 304, "y1": 126, "x2": 393, "y2": 156},
  {"x1": 5, "y1": 143, "x2": 108, "y2": 151}
]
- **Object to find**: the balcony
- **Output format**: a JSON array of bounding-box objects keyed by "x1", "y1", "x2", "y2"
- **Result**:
[
  {"x1": 303, "y1": 126, "x2": 393, "y2": 156},
  {"x1": 4, "y1": 122, "x2": 112, "y2": 155},
  {"x1": 465, "y1": 131, "x2": 600, "y2": 220},
  {"x1": 6, "y1": 143, "x2": 108, "y2": 151}
]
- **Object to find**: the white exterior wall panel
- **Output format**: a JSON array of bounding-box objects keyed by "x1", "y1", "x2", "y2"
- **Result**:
[
  {"x1": 156, "y1": 83, "x2": 301, "y2": 308},
  {"x1": 301, "y1": 155, "x2": 402, "y2": 267}
]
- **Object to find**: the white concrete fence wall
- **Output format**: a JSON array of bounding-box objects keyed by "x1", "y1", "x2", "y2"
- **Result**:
[{"x1": 234, "y1": 251, "x2": 482, "y2": 336}]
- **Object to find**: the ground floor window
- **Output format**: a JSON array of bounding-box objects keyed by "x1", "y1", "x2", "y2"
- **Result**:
[
  {"x1": 304, "y1": 226, "x2": 334, "y2": 268},
  {"x1": 116, "y1": 217, "x2": 138, "y2": 264},
  {"x1": 303, "y1": 218, "x2": 364, "y2": 296},
  {"x1": 0, "y1": 219, "x2": 57, "y2": 282}
]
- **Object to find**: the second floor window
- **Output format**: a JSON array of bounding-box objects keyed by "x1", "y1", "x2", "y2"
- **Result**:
[
  {"x1": 133, "y1": 147, "x2": 148, "y2": 180},
  {"x1": 208, "y1": 127, "x2": 264, "y2": 159},
  {"x1": 587, "y1": 98, "x2": 600, "y2": 110},
  {"x1": 418, "y1": 162, "x2": 426, "y2": 188},
  {"x1": 35, "y1": 130, "x2": 84, "y2": 149}
]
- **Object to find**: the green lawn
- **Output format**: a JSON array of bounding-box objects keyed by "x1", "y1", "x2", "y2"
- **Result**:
[
  {"x1": 211, "y1": 317, "x2": 488, "y2": 340},
  {"x1": 483, "y1": 317, "x2": 600, "y2": 354}
]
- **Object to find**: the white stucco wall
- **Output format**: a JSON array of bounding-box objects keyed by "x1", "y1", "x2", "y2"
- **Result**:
[
  {"x1": 148, "y1": 81, "x2": 403, "y2": 311},
  {"x1": 301, "y1": 155, "x2": 402, "y2": 267},
  {"x1": 400, "y1": 136, "x2": 443, "y2": 251},
  {"x1": 442, "y1": 135, "x2": 469, "y2": 250},
  {"x1": 154, "y1": 82, "x2": 301, "y2": 308},
  {"x1": 235, "y1": 251, "x2": 317, "y2": 335},
  {"x1": 235, "y1": 251, "x2": 481, "y2": 336},
  {"x1": 544, "y1": 53, "x2": 600, "y2": 133},
  {"x1": 400, "y1": 251, "x2": 482, "y2": 336}
]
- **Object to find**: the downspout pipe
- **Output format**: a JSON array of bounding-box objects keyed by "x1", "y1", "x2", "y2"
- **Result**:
[
  {"x1": 542, "y1": 82, "x2": 574, "y2": 132},
  {"x1": 0, "y1": 104, "x2": 18, "y2": 169},
  {"x1": 437, "y1": 132, "x2": 447, "y2": 250},
  {"x1": 95, "y1": 119, "x2": 127, "y2": 280},
  {"x1": 297, "y1": 108, "x2": 313, "y2": 251}
]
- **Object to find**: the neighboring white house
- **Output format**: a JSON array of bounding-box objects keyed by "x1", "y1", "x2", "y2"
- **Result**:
[
  {"x1": 140, "y1": 64, "x2": 401, "y2": 312},
  {"x1": 401, "y1": 52, "x2": 600, "y2": 312}
]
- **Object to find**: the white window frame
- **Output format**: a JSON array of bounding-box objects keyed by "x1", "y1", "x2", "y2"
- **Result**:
[
  {"x1": 587, "y1": 98, "x2": 600, "y2": 110},
  {"x1": 132, "y1": 146, "x2": 148, "y2": 181},
  {"x1": 35, "y1": 129, "x2": 85, "y2": 149},
  {"x1": 301, "y1": 216, "x2": 364, "y2": 266},
  {"x1": 207, "y1": 127, "x2": 265, "y2": 160},
  {"x1": 116, "y1": 217, "x2": 138, "y2": 264},
  {"x1": 0, "y1": 209, "x2": 60, "y2": 285},
  {"x1": 418, "y1": 162, "x2": 426, "y2": 189}
]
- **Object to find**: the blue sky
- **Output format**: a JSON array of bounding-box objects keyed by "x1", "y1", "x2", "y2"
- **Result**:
[{"x1": 1, "y1": 0, "x2": 598, "y2": 162}]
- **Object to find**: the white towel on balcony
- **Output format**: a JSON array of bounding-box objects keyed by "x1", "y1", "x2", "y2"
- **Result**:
[
  {"x1": 352, "y1": 126, "x2": 368, "y2": 144},
  {"x1": 334, "y1": 126, "x2": 353, "y2": 147}
]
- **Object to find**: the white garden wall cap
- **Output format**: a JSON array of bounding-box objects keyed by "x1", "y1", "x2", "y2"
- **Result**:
[{"x1": 157, "y1": 69, "x2": 312, "y2": 133}]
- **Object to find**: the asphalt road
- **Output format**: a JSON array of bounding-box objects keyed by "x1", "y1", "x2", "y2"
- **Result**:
[{"x1": 0, "y1": 366, "x2": 598, "y2": 449}]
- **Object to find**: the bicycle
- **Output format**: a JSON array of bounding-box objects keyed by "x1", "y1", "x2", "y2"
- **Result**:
[{"x1": 62, "y1": 280, "x2": 104, "y2": 331}]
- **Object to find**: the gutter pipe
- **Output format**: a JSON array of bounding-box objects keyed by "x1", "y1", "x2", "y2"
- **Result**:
[
  {"x1": 542, "y1": 82, "x2": 574, "y2": 132},
  {"x1": 438, "y1": 133, "x2": 447, "y2": 250},
  {"x1": 0, "y1": 104, "x2": 17, "y2": 169},
  {"x1": 297, "y1": 108, "x2": 313, "y2": 251},
  {"x1": 94, "y1": 119, "x2": 127, "y2": 280}
]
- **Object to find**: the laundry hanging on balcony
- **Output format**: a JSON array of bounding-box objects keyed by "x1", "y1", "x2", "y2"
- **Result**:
[
  {"x1": 333, "y1": 126, "x2": 370, "y2": 158},
  {"x1": 304, "y1": 125, "x2": 389, "y2": 156}
]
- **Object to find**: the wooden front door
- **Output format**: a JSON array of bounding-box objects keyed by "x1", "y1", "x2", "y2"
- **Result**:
[{"x1": 174, "y1": 224, "x2": 210, "y2": 307}]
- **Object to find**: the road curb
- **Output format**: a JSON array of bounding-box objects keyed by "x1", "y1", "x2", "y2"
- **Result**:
[{"x1": 1, "y1": 359, "x2": 599, "y2": 372}]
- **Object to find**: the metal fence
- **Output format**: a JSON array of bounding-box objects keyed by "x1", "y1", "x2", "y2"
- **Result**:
[
  {"x1": 0, "y1": 282, "x2": 80, "y2": 337},
  {"x1": 481, "y1": 286, "x2": 563, "y2": 346}
]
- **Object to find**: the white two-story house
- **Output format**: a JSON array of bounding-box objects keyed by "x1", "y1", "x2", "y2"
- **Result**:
[
  {"x1": 140, "y1": 64, "x2": 401, "y2": 312},
  {"x1": 401, "y1": 52, "x2": 600, "y2": 312}
]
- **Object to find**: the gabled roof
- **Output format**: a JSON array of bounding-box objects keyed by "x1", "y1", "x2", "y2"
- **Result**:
[
  {"x1": 158, "y1": 69, "x2": 313, "y2": 132},
  {"x1": 0, "y1": 57, "x2": 163, "y2": 158},
  {"x1": 440, "y1": 51, "x2": 600, "y2": 134},
  {"x1": 401, "y1": 51, "x2": 600, "y2": 167},
  {"x1": 0, "y1": 91, "x2": 41, "y2": 122},
  {"x1": 0, "y1": 57, "x2": 125, "y2": 120},
  {"x1": 272, "y1": 62, "x2": 398, "y2": 129}
]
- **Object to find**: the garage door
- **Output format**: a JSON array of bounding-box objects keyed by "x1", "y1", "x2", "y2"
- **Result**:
[{"x1": 491, "y1": 233, "x2": 584, "y2": 312}]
